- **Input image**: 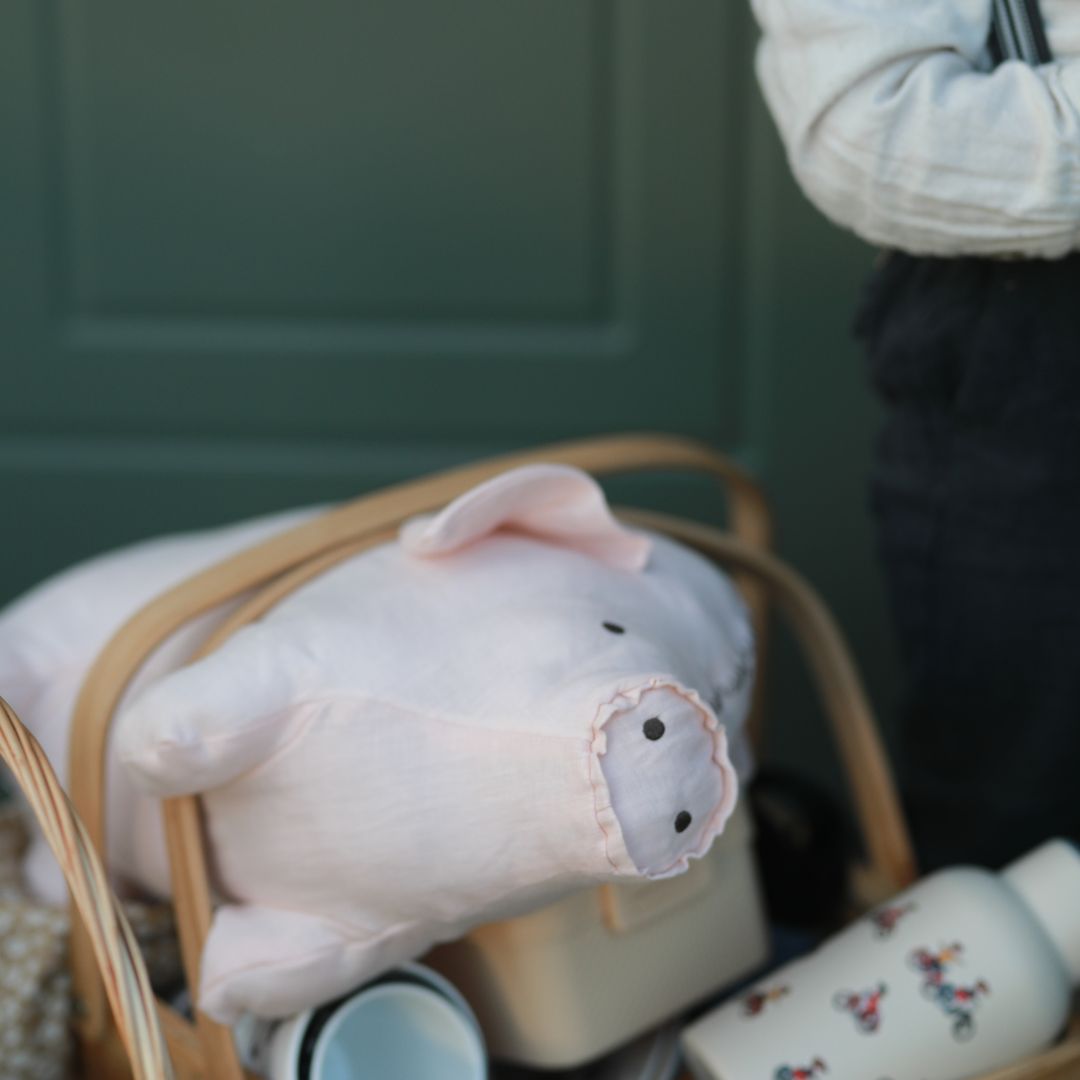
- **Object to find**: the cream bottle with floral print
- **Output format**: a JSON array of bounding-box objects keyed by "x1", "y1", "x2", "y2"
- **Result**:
[{"x1": 682, "y1": 839, "x2": 1080, "y2": 1080}]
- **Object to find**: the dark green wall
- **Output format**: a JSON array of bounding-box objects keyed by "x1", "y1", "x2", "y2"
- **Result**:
[{"x1": 0, "y1": 1, "x2": 900, "y2": 797}]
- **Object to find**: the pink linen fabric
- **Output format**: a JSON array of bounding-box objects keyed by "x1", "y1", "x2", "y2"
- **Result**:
[{"x1": 0, "y1": 465, "x2": 754, "y2": 1023}]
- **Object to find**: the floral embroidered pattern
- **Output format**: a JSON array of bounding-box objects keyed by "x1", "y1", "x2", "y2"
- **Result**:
[
  {"x1": 909, "y1": 944, "x2": 990, "y2": 1041},
  {"x1": 774, "y1": 1058, "x2": 827, "y2": 1079},
  {"x1": 833, "y1": 982, "x2": 887, "y2": 1033},
  {"x1": 742, "y1": 983, "x2": 790, "y2": 1017},
  {"x1": 870, "y1": 901, "x2": 916, "y2": 938}
]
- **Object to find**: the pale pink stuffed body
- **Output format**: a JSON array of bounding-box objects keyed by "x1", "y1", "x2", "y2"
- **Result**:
[{"x1": 0, "y1": 466, "x2": 753, "y2": 1022}]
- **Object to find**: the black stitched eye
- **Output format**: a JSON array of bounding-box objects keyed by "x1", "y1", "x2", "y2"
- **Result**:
[
  {"x1": 643, "y1": 717, "x2": 665, "y2": 741},
  {"x1": 603, "y1": 621, "x2": 625, "y2": 634},
  {"x1": 674, "y1": 811, "x2": 692, "y2": 833}
]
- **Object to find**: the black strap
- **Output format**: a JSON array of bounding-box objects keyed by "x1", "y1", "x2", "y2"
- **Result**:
[{"x1": 989, "y1": 0, "x2": 1053, "y2": 66}]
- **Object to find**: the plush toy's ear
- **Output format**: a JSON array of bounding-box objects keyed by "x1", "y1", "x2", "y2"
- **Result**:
[
  {"x1": 115, "y1": 626, "x2": 309, "y2": 797},
  {"x1": 400, "y1": 464, "x2": 650, "y2": 571}
]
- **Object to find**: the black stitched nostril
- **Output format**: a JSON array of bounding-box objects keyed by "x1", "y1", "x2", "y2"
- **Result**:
[
  {"x1": 674, "y1": 811, "x2": 692, "y2": 833},
  {"x1": 603, "y1": 621, "x2": 625, "y2": 634},
  {"x1": 643, "y1": 717, "x2": 665, "y2": 741}
]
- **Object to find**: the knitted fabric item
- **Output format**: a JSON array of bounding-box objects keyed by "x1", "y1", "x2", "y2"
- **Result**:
[{"x1": 0, "y1": 802, "x2": 181, "y2": 1080}]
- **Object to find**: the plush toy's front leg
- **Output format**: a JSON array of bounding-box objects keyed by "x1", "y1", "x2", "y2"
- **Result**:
[
  {"x1": 116, "y1": 629, "x2": 317, "y2": 797},
  {"x1": 199, "y1": 903, "x2": 417, "y2": 1024}
]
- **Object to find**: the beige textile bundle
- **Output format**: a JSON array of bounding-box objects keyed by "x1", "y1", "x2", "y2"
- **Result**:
[{"x1": 0, "y1": 802, "x2": 181, "y2": 1080}]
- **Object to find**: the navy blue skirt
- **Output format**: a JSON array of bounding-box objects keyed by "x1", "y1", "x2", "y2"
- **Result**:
[{"x1": 855, "y1": 252, "x2": 1080, "y2": 870}]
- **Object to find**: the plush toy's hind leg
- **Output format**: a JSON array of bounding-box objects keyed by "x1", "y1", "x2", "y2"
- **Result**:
[{"x1": 198, "y1": 904, "x2": 401, "y2": 1025}]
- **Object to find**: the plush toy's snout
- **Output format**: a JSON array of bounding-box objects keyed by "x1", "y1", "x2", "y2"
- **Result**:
[{"x1": 594, "y1": 679, "x2": 736, "y2": 880}]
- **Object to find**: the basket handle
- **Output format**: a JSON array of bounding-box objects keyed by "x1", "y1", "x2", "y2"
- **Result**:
[
  {"x1": 66, "y1": 432, "x2": 772, "y2": 1071},
  {"x1": 69, "y1": 433, "x2": 769, "y2": 862},
  {"x1": 0, "y1": 699, "x2": 173, "y2": 1079}
]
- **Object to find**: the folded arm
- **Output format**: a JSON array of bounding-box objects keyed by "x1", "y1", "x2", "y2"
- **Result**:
[{"x1": 752, "y1": 0, "x2": 1080, "y2": 257}]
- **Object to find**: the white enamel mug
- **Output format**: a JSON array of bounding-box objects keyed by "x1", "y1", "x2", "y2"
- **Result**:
[{"x1": 234, "y1": 962, "x2": 487, "y2": 1080}]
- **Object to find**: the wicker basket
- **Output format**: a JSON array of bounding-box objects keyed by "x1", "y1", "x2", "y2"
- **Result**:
[{"x1": 0, "y1": 434, "x2": 1074, "y2": 1079}]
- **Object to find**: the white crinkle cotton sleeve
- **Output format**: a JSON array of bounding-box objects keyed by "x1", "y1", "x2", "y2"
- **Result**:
[{"x1": 751, "y1": 0, "x2": 1080, "y2": 257}]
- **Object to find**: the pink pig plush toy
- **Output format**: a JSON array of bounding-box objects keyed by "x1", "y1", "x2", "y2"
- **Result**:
[{"x1": 0, "y1": 465, "x2": 753, "y2": 1023}]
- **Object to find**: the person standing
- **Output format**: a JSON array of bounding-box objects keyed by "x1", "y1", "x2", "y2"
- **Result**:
[{"x1": 750, "y1": 0, "x2": 1080, "y2": 870}]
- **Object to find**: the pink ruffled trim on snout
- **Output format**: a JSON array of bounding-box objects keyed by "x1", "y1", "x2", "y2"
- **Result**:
[{"x1": 587, "y1": 677, "x2": 739, "y2": 880}]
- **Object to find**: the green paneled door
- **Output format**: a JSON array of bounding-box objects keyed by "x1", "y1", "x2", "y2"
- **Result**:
[{"x1": 0, "y1": 2, "x2": 899, "y2": 791}]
